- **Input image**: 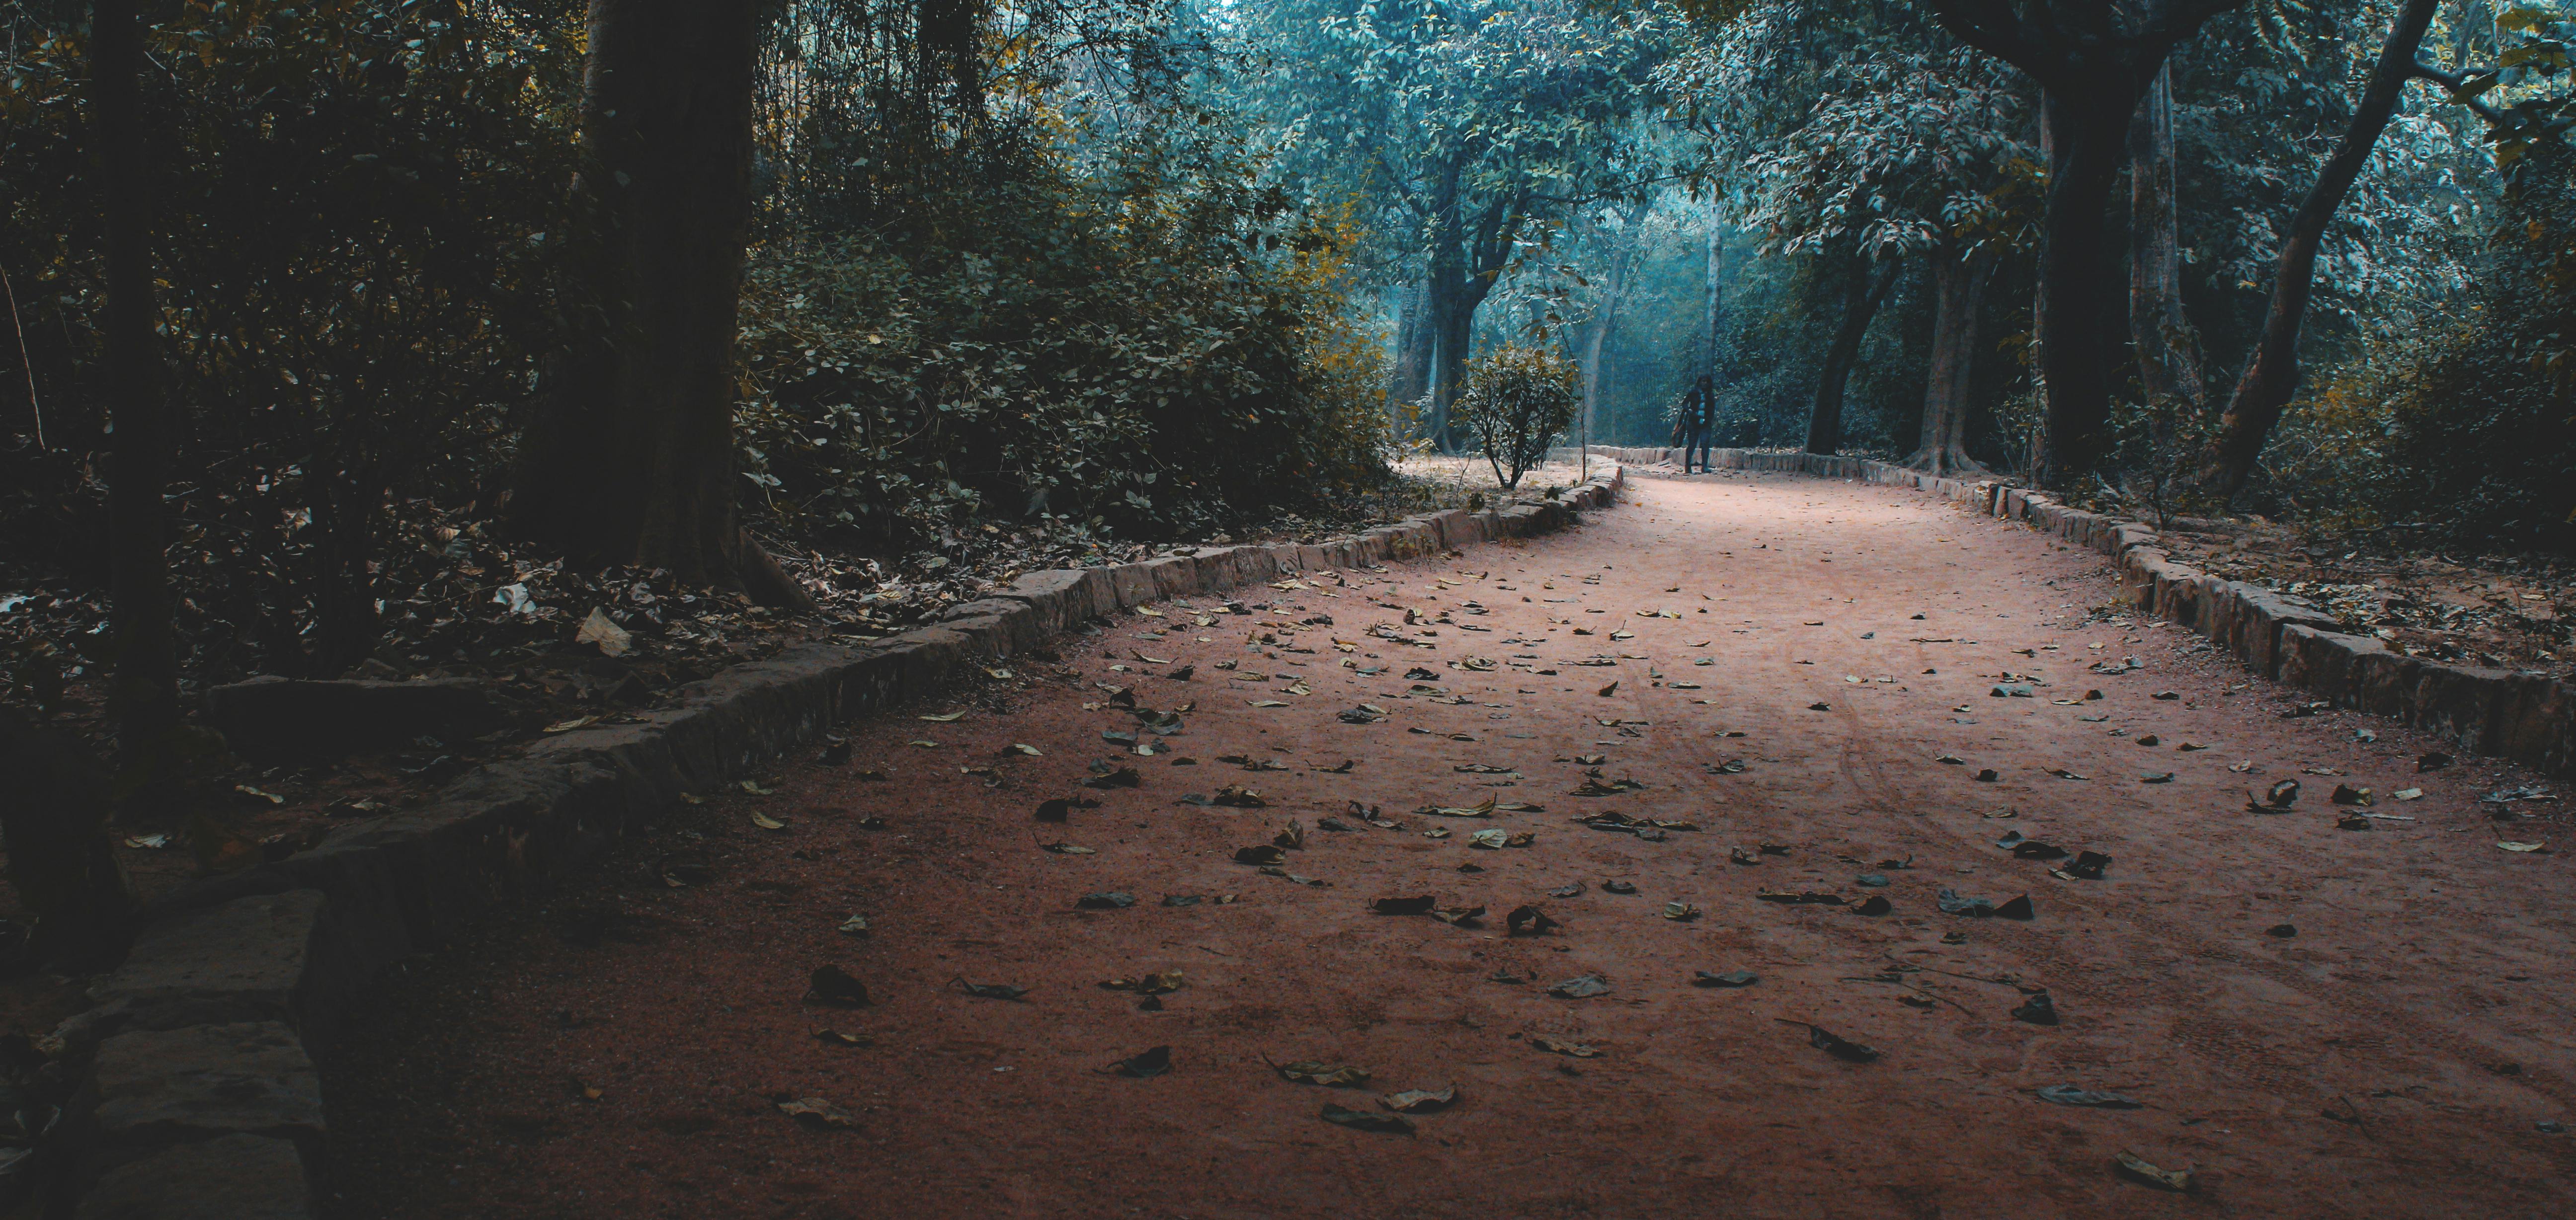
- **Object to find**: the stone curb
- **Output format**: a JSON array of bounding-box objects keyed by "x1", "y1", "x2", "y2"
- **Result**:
[
  {"x1": 1588, "y1": 444, "x2": 2575, "y2": 778},
  {"x1": 49, "y1": 471, "x2": 1626, "y2": 1219}
]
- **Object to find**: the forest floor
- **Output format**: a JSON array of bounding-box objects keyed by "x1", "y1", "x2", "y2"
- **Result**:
[{"x1": 326, "y1": 469, "x2": 2573, "y2": 1219}]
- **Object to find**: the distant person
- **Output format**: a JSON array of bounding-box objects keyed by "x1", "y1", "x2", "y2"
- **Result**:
[{"x1": 1679, "y1": 375, "x2": 1716, "y2": 473}]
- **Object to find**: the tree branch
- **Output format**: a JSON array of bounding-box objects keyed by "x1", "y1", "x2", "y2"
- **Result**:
[{"x1": 2405, "y1": 61, "x2": 2504, "y2": 122}]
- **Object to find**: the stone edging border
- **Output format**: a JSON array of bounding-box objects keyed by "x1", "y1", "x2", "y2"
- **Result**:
[
  {"x1": 44, "y1": 471, "x2": 1626, "y2": 1219},
  {"x1": 1573, "y1": 443, "x2": 2576, "y2": 781}
]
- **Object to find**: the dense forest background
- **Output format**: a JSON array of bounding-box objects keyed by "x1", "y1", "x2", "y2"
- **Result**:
[{"x1": 0, "y1": 2, "x2": 2571, "y2": 837}]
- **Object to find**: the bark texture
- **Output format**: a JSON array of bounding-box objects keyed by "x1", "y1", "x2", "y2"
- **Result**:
[
  {"x1": 2128, "y1": 61, "x2": 2204, "y2": 414},
  {"x1": 1389, "y1": 280, "x2": 1431, "y2": 423},
  {"x1": 1923, "y1": 0, "x2": 2251, "y2": 488},
  {"x1": 1907, "y1": 247, "x2": 1996, "y2": 475},
  {"x1": 96, "y1": 0, "x2": 180, "y2": 794},
  {"x1": 1804, "y1": 258, "x2": 1898, "y2": 456},
  {"x1": 513, "y1": 0, "x2": 795, "y2": 601},
  {"x1": 2212, "y1": 0, "x2": 2441, "y2": 504}
]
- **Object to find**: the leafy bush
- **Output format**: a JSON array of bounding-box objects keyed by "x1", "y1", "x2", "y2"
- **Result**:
[
  {"x1": 731, "y1": 123, "x2": 1391, "y2": 551},
  {"x1": 2272, "y1": 145, "x2": 2576, "y2": 551},
  {"x1": 1455, "y1": 345, "x2": 1579, "y2": 489}
]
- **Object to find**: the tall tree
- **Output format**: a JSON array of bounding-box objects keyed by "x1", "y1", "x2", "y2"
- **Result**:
[
  {"x1": 2127, "y1": 60, "x2": 2203, "y2": 415},
  {"x1": 1804, "y1": 256, "x2": 1900, "y2": 453},
  {"x1": 2209, "y1": 0, "x2": 2443, "y2": 503},
  {"x1": 1922, "y1": 0, "x2": 2250, "y2": 488},
  {"x1": 1911, "y1": 244, "x2": 1997, "y2": 472},
  {"x1": 1723, "y1": 36, "x2": 2033, "y2": 458},
  {"x1": 512, "y1": 0, "x2": 807, "y2": 606},
  {"x1": 95, "y1": 0, "x2": 179, "y2": 798},
  {"x1": 1235, "y1": 0, "x2": 1665, "y2": 447}
]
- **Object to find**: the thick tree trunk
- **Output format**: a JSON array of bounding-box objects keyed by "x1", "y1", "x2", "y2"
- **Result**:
[
  {"x1": 1423, "y1": 257, "x2": 1498, "y2": 454},
  {"x1": 2213, "y1": 0, "x2": 2440, "y2": 505},
  {"x1": 1908, "y1": 248, "x2": 1996, "y2": 475},
  {"x1": 1805, "y1": 258, "x2": 1898, "y2": 455},
  {"x1": 96, "y1": 0, "x2": 180, "y2": 799},
  {"x1": 2030, "y1": 94, "x2": 2133, "y2": 487},
  {"x1": 1922, "y1": 0, "x2": 2256, "y2": 487},
  {"x1": 2128, "y1": 61, "x2": 2203, "y2": 413},
  {"x1": 513, "y1": 0, "x2": 804, "y2": 606}
]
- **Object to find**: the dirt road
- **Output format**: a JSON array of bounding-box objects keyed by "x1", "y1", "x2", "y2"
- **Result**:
[{"x1": 331, "y1": 470, "x2": 2576, "y2": 1219}]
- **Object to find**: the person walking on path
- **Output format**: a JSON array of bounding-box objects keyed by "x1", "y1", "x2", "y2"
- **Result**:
[{"x1": 1679, "y1": 375, "x2": 1717, "y2": 472}]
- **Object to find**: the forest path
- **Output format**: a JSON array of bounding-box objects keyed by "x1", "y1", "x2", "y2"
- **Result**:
[{"x1": 332, "y1": 470, "x2": 2576, "y2": 1219}]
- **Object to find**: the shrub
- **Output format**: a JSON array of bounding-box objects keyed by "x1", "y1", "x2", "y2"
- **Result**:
[{"x1": 1456, "y1": 345, "x2": 1580, "y2": 490}]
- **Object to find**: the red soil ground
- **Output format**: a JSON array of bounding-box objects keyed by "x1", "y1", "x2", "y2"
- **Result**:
[{"x1": 327, "y1": 469, "x2": 2575, "y2": 1219}]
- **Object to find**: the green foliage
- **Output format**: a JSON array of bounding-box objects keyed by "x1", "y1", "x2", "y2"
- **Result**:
[
  {"x1": 733, "y1": 156, "x2": 1391, "y2": 545},
  {"x1": 1, "y1": 0, "x2": 587, "y2": 672},
  {"x1": 1455, "y1": 344, "x2": 1579, "y2": 489},
  {"x1": 2278, "y1": 144, "x2": 2576, "y2": 550}
]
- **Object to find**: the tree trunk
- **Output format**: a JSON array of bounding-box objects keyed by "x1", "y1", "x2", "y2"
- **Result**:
[
  {"x1": 2029, "y1": 93, "x2": 2134, "y2": 487},
  {"x1": 96, "y1": 0, "x2": 180, "y2": 800},
  {"x1": 1908, "y1": 247, "x2": 1996, "y2": 475},
  {"x1": 513, "y1": 0, "x2": 804, "y2": 606},
  {"x1": 1388, "y1": 280, "x2": 1431, "y2": 425},
  {"x1": 0, "y1": 708, "x2": 136, "y2": 970},
  {"x1": 1423, "y1": 253, "x2": 1502, "y2": 454},
  {"x1": 1919, "y1": 0, "x2": 2260, "y2": 485},
  {"x1": 1703, "y1": 219, "x2": 1722, "y2": 381},
  {"x1": 1805, "y1": 257, "x2": 1898, "y2": 455},
  {"x1": 1578, "y1": 207, "x2": 1647, "y2": 456},
  {"x1": 2212, "y1": 0, "x2": 2441, "y2": 505},
  {"x1": 2128, "y1": 60, "x2": 2203, "y2": 413},
  {"x1": 307, "y1": 455, "x2": 382, "y2": 677}
]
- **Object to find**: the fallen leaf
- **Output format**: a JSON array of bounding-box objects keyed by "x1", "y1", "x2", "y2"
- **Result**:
[
  {"x1": 1661, "y1": 901, "x2": 1701, "y2": 921},
  {"x1": 574, "y1": 607, "x2": 632, "y2": 657},
  {"x1": 1693, "y1": 970, "x2": 1759, "y2": 988},
  {"x1": 919, "y1": 710, "x2": 967, "y2": 722},
  {"x1": 1379, "y1": 1085, "x2": 1457, "y2": 1113},
  {"x1": 2037, "y1": 1084, "x2": 2140, "y2": 1109},
  {"x1": 1320, "y1": 1103, "x2": 1413, "y2": 1134},
  {"x1": 1548, "y1": 974, "x2": 1611, "y2": 998},
  {"x1": 806, "y1": 965, "x2": 870, "y2": 1007},
  {"x1": 1529, "y1": 1036, "x2": 1599, "y2": 1058},
  {"x1": 2497, "y1": 840, "x2": 2549, "y2": 852},
  {"x1": 1800, "y1": 1023, "x2": 1879, "y2": 1063},
  {"x1": 1106, "y1": 1046, "x2": 1171, "y2": 1078},
  {"x1": 750, "y1": 811, "x2": 788, "y2": 831},
  {"x1": 2112, "y1": 1151, "x2": 2191, "y2": 1192},
  {"x1": 1370, "y1": 895, "x2": 1438, "y2": 916},
  {"x1": 1507, "y1": 905, "x2": 1559, "y2": 936},
  {"x1": 775, "y1": 1096, "x2": 859, "y2": 1129},
  {"x1": 955, "y1": 979, "x2": 1031, "y2": 1000},
  {"x1": 1274, "y1": 1060, "x2": 1371, "y2": 1087}
]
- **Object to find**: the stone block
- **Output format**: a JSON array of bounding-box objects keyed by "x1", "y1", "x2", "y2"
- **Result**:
[
  {"x1": 78, "y1": 1134, "x2": 314, "y2": 1220},
  {"x1": 1101, "y1": 562, "x2": 1159, "y2": 610},
  {"x1": 2492, "y1": 674, "x2": 2576, "y2": 777},
  {"x1": 205, "y1": 677, "x2": 505, "y2": 762},
  {"x1": 1139, "y1": 554, "x2": 1198, "y2": 599},
  {"x1": 2409, "y1": 662, "x2": 2511, "y2": 752},
  {"x1": 2278, "y1": 625, "x2": 2384, "y2": 705},
  {"x1": 91, "y1": 892, "x2": 341, "y2": 1043},
  {"x1": 91, "y1": 1023, "x2": 324, "y2": 1160}
]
